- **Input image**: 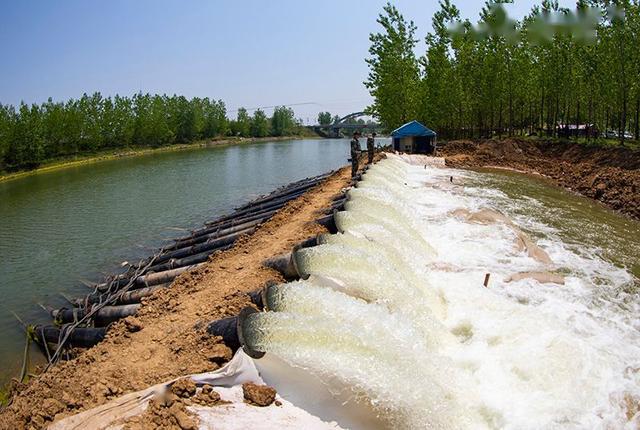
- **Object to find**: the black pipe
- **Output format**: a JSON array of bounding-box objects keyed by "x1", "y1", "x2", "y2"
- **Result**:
[
  {"x1": 204, "y1": 207, "x2": 278, "y2": 229},
  {"x1": 158, "y1": 235, "x2": 240, "y2": 265},
  {"x1": 247, "y1": 280, "x2": 278, "y2": 310},
  {"x1": 206, "y1": 307, "x2": 264, "y2": 359},
  {"x1": 235, "y1": 175, "x2": 327, "y2": 209},
  {"x1": 166, "y1": 222, "x2": 258, "y2": 252},
  {"x1": 75, "y1": 283, "x2": 171, "y2": 306},
  {"x1": 263, "y1": 252, "x2": 298, "y2": 280},
  {"x1": 51, "y1": 304, "x2": 140, "y2": 326},
  {"x1": 231, "y1": 189, "x2": 308, "y2": 217},
  {"x1": 196, "y1": 207, "x2": 277, "y2": 236},
  {"x1": 316, "y1": 212, "x2": 338, "y2": 234},
  {"x1": 234, "y1": 172, "x2": 332, "y2": 211},
  {"x1": 200, "y1": 191, "x2": 304, "y2": 233},
  {"x1": 262, "y1": 238, "x2": 317, "y2": 280},
  {"x1": 34, "y1": 325, "x2": 107, "y2": 349},
  {"x1": 247, "y1": 290, "x2": 264, "y2": 310},
  {"x1": 148, "y1": 245, "x2": 231, "y2": 273},
  {"x1": 95, "y1": 264, "x2": 201, "y2": 293}
]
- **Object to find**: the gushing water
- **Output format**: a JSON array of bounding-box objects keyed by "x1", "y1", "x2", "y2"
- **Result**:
[{"x1": 245, "y1": 155, "x2": 640, "y2": 429}]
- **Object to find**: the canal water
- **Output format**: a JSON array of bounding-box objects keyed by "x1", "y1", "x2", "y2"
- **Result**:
[
  {"x1": 243, "y1": 156, "x2": 640, "y2": 429},
  {"x1": 0, "y1": 138, "x2": 359, "y2": 384}
]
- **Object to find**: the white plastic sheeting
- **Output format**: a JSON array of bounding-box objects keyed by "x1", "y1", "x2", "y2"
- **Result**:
[{"x1": 51, "y1": 350, "x2": 343, "y2": 430}]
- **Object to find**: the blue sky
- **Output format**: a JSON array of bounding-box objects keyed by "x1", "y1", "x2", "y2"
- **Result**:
[{"x1": 0, "y1": 1, "x2": 572, "y2": 122}]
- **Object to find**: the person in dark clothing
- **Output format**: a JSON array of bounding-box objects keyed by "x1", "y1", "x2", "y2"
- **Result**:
[
  {"x1": 366, "y1": 132, "x2": 376, "y2": 164},
  {"x1": 350, "y1": 131, "x2": 361, "y2": 178}
]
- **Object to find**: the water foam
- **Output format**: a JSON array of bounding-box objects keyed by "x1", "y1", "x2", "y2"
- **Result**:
[{"x1": 246, "y1": 157, "x2": 640, "y2": 429}]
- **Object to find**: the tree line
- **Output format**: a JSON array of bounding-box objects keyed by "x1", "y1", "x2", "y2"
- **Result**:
[
  {"x1": 0, "y1": 93, "x2": 302, "y2": 171},
  {"x1": 365, "y1": 1, "x2": 640, "y2": 145}
]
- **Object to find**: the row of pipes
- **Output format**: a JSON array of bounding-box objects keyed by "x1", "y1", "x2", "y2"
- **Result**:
[
  {"x1": 206, "y1": 168, "x2": 371, "y2": 358},
  {"x1": 30, "y1": 170, "x2": 344, "y2": 357}
]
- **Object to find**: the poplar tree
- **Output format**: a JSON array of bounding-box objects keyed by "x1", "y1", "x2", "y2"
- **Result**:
[
  {"x1": 251, "y1": 109, "x2": 270, "y2": 137},
  {"x1": 365, "y1": 3, "x2": 420, "y2": 129},
  {"x1": 366, "y1": 1, "x2": 640, "y2": 143}
]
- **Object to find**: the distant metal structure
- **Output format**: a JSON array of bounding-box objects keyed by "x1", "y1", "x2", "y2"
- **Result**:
[{"x1": 310, "y1": 112, "x2": 383, "y2": 138}]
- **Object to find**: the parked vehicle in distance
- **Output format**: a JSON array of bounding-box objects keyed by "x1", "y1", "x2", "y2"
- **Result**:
[{"x1": 603, "y1": 130, "x2": 634, "y2": 140}]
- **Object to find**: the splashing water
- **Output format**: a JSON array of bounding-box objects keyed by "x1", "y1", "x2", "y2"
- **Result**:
[{"x1": 245, "y1": 156, "x2": 640, "y2": 429}]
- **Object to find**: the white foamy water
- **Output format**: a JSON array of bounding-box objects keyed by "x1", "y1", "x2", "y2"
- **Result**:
[{"x1": 246, "y1": 156, "x2": 640, "y2": 429}]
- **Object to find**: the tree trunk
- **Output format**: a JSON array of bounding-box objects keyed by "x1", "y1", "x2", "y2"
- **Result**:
[
  {"x1": 540, "y1": 88, "x2": 545, "y2": 136},
  {"x1": 529, "y1": 99, "x2": 534, "y2": 136},
  {"x1": 588, "y1": 93, "x2": 593, "y2": 141},
  {"x1": 576, "y1": 100, "x2": 581, "y2": 140},
  {"x1": 635, "y1": 96, "x2": 639, "y2": 141},
  {"x1": 498, "y1": 99, "x2": 503, "y2": 139},
  {"x1": 553, "y1": 96, "x2": 560, "y2": 138}
]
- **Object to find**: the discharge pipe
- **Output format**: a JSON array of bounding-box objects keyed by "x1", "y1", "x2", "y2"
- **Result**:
[
  {"x1": 34, "y1": 325, "x2": 107, "y2": 349},
  {"x1": 262, "y1": 237, "x2": 316, "y2": 280},
  {"x1": 51, "y1": 304, "x2": 140, "y2": 326},
  {"x1": 206, "y1": 307, "x2": 265, "y2": 359}
]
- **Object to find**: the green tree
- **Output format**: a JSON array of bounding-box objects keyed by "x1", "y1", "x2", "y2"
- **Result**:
[
  {"x1": 6, "y1": 103, "x2": 45, "y2": 168},
  {"x1": 77, "y1": 92, "x2": 105, "y2": 151},
  {"x1": 251, "y1": 109, "x2": 270, "y2": 137},
  {"x1": 364, "y1": 0, "x2": 640, "y2": 142},
  {"x1": 202, "y1": 99, "x2": 228, "y2": 137},
  {"x1": 0, "y1": 104, "x2": 15, "y2": 170},
  {"x1": 420, "y1": 0, "x2": 460, "y2": 135},
  {"x1": 233, "y1": 108, "x2": 251, "y2": 137},
  {"x1": 271, "y1": 106, "x2": 296, "y2": 136},
  {"x1": 365, "y1": 3, "x2": 420, "y2": 129},
  {"x1": 317, "y1": 111, "x2": 333, "y2": 125}
]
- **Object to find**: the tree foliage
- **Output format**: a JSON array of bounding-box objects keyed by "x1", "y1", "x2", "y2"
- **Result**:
[
  {"x1": 271, "y1": 106, "x2": 297, "y2": 136},
  {"x1": 317, "y1": 111, "x2": 333, "y2": 125},
  {"x1": 366, "y1": 1, "x2": 640, "y2": 145},
  {"x1": 0, "y1": 93, "x2": 307, "y2": 171},
  {"x1": 251, "y1": 109, "x2": 270, "y2": 137},
  {"x1": 364, "y1": 4, "x2": 420, "y2": 129}
]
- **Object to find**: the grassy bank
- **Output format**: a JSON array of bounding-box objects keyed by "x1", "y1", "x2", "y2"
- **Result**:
[{"x1": 0, "y1": 135, "x2": 313, "y2": 184}]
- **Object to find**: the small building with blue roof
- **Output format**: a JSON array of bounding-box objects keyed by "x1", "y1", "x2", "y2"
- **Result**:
[{"x1": 390, "y1": 120, "x2": 437, "y2": 155}]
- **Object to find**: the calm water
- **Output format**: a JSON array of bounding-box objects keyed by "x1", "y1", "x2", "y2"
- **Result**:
[{"x1": 0, "y1": 138, "x2": 357, "y2": 382}]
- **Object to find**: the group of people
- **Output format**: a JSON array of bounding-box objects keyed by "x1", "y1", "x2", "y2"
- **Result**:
[{"x1": 349, "y1": 131, "x2": 376, "y2": 178}]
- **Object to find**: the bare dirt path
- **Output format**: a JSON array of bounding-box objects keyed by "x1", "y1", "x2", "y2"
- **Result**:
[{"x1": 0, "y1": 166, "x2": 351, "y2": 430}]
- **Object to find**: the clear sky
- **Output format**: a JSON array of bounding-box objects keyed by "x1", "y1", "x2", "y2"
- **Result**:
[{"x1": 0, "y1": 0, "x2": 573, "y2": 122}]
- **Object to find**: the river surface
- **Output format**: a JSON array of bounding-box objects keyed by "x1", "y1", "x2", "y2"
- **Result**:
[{"x1": 0, "y1": 138, "x2": 362, "y2": 383}]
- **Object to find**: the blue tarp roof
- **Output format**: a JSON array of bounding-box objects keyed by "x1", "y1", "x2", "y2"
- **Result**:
[{"x1": 391, "y1": 120, "x2": 436, "y2": 138}]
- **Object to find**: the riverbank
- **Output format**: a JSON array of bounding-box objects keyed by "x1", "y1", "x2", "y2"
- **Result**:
[
  {"x1": 0, "y1": 136, "x2": 309, "y2": 184},
  {"x1": 0, "y1": 165, "x2": 352, "y2": 429},
  {"x1": 439, "y1": 138, "x2": 640, "y2": 220}
]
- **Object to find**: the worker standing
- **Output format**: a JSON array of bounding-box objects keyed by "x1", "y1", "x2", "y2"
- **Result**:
[
  {"x1": 350, "y1": 131, "x2": 361, "y2": 178},
  {"x1": 366, "y1": 132, "x2": 376, "y2": 164}
]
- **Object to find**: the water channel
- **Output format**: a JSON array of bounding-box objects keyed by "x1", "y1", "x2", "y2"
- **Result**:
[{"x1": 0, "y1": 138, "x2": 357, "y2": 383}]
